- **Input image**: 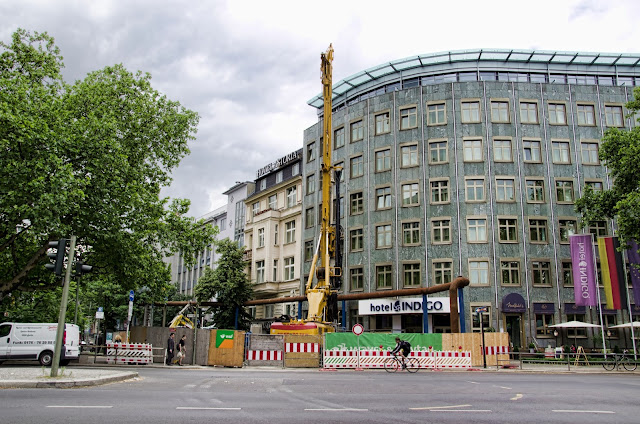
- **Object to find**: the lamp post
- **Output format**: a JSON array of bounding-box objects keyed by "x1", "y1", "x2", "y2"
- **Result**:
[
  {"x1": 554, "y1": 329, "x2": 559, "y2": 348},
  {"x1": 606, "y1": 330, "x2": 611, "y2": 353}
]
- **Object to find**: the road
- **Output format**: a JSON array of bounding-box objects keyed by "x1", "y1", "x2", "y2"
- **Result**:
[{"x1": 2, "y1": 366, "x2": 639, "y2": 423}]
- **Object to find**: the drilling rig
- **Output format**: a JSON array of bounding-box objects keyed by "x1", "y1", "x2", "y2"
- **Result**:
[{"x1": 270, "y1": 44, "x2": 342, "y2": 335}]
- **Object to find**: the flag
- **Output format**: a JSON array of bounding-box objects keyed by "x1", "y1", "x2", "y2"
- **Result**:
[
  {"x1": 570, "y1": 234, "x2": 597, "y2": 306},
  {"x1": 627, "y1": 240, "x2": 640, "y2": 307},
  {"x1": 597, "y1": 237, "x2": 628, "y2": 310}
]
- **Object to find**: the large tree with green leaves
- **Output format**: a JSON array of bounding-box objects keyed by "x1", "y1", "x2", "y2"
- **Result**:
[
  {"x1": 576, "y1": 87, "x2": 640, "y2": 245},
  {"x1": 0, "y1": 29, "x2": 216, "y2": 310},
  {"x1": 195, "y1": 239, "x2": 253, "y2": 330}
]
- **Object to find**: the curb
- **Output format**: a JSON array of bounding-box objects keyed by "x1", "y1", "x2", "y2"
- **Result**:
[{"x1": 0, "y1": 371, "x2": 138, "y2": 389}]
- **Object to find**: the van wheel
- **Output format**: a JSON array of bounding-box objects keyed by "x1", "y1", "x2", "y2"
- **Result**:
[{"x1": 39, "y1": 351, "x2": 54, "y2": 366}]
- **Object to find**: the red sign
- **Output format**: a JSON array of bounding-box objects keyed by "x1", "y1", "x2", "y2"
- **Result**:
[{"x1": 352, "y1": 324, "x2": 364, "y2": 336}]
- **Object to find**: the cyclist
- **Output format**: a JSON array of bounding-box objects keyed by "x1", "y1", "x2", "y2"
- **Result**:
[{"x1": 391, "y1": 337, "x2": 411, "y2": 368}]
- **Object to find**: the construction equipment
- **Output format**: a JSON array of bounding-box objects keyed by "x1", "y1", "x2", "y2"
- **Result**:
[
  {"x1": 271, "y1": 44, "x2": 341, "y2": 335},
  {"x1": 169, "y1": 304, "x2": 195, "y2": 329}
]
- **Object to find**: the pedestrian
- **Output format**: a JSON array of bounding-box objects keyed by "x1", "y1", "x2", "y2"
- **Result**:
[
  {"x1": 166, "y1": 333, "x2": 175, "y2": 365},
  {"x1": 175, "y1": 335, "x2": 187, "y2": 366}
]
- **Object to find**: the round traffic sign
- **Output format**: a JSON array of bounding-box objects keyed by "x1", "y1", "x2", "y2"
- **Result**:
[{"x1": 352, "y1": 324, "x2": 364, "y2": 336}]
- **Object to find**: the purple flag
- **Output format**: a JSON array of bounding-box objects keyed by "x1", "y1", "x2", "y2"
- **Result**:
[
  {"x1": 627, "y1": 240, "x2": 640, "y2": 307},
  {"x1": 570, "y1": 234, "x2": 598, "y2": 307}
]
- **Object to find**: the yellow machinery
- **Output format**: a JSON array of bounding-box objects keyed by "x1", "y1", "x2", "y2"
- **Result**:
[
  {"x1": 169, "y1": 304, "x2": 195, "y2": 329},
  {"x1": 271, "y1": 45, "x2": 341, "y2": 335}
]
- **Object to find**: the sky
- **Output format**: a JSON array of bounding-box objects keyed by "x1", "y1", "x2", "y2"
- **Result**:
[{"x1": 2, "y1": 0, "x2": 639, "y2": 218}]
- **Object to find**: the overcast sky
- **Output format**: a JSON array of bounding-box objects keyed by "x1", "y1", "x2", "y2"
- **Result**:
[{"x1": 2, "y1": 0, "x2": 639, "y2": 218}]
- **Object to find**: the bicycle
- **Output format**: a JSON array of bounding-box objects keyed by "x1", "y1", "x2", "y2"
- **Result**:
[
  {"x1": 602, "y1": 350, "x2": 637, "y2": 371},
  {"x1": 384, "y1": 352, "x2": 419, "y2": 373}
]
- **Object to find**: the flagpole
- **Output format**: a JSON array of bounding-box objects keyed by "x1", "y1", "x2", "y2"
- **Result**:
[
  {"x1": 621, "y1": 249, "x2": 637, "y2": 360},
  {"x1": 593, "y1": 235, "x2": 608, "y2": 359}
]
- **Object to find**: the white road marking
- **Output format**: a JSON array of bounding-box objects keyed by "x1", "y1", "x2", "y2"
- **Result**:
[
  {"x1": 431, "y1": 410, "x2": 492, "y2": 412},
  {"x1": 47, "y1": 406, "x2": 113, "y2": 409},
  {"x1": 467, "y1": 381, "x2": 480, "y2": 384},
  {"x1": 184, "y1": 384, "x2": 196, "y2": 388},
  {"x1": 411, "y1": 404, "x2": 472, "y2": 410},
  {"x1": 304, "y1": 408, "x2": 368, "y2": 411},
  {"x1": 496, "y1": 386, "x2": 512, "y2": 390},
  {"x1": 511, "y1": 394, "x2": 523, "y2": 401},
  {"x1": 176, "y1": 407, "x2": 241, "y2": 410},
  {"x1": 553, "y1": 410, "x2": 614, "y2": 414}
]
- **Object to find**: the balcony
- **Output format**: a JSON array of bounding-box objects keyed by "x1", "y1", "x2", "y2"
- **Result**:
[{"x1": 243, "y1": 249, "x2": 252, "y2": 262}]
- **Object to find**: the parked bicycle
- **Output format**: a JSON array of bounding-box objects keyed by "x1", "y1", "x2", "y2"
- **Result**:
[
  {"x1": 602, "y1": 350, "x2": 637, "y2": 371},
  {"x1": 384, "y1": 352, "x2": 419, "y2": 373}
]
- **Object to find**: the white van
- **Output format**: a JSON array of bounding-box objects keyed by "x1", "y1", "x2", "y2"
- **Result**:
[{"x1": 0, "y1": 322, "x2": 80, "y2": 366}]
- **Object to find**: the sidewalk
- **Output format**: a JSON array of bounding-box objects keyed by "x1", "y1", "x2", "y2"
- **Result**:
[{"x1": 0, "y1": 367, "x2": 138, "y2": 389}]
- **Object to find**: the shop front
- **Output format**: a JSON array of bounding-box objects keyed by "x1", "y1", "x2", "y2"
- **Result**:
[
  {"x1": 501, "y1": 293, "x2": 526, "y2": 349},
  {"x1": 358, "y1": 297, "x2": 450, "y2": 333}
]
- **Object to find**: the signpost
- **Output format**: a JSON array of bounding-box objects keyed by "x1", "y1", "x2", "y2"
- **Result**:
[
  {"x1": 476, "y1": 307, "x2": 487, "y2": 368},
  {"x1": 126, "y1": 290, "x2": 134, "y2": 343},
  {"x1": 352, "y1": 324, "x2": 364, "y2": 371}
]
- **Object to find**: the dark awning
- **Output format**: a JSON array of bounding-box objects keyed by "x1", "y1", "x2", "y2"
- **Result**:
[
  {"x1": 598, "y1": 305, "x2": 618, "y2": 315},
  {"x1": 502, "y1": 293, "x2": 526, "y2": 313},
  {"x1": 533, "y1": 302, "x2": 555, "y2": 314},
  {"x1": 564, "y1": 303, "x2": 586, "y2": 314}
]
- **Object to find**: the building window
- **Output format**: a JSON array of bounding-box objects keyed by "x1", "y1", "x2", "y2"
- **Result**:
[
  {"x1": 400, "y1": 106, "x2": 417, "y2": 130},
  {"x1": 334, "y1": 127, "x2": 345, "y2": 149},
  {"x1": 581, "y1": 142, "x2": 599, "y2": 164},
  {"x1": 520, "y1": 102, "x2": 538, "y2": 124},
  {"x1": 558, "y1": 219, "x2": 577, "y2": 243},
  {"x1": 496, "y1": 178, "x2": 515, "y2": 202},
  {"x1": 493, "y1": 138, "x2": 513, "y2": 162},
  {"x1": 304, "y1": 240, "x2": 314, "y2": 261},
  {"x1": 256, "y1": 260, "x2": 265, "y2": 284},
  {"x1": 260, "y1": 179, "x2": 266, "y2": 190},
  {"x1": 501, "y1": 260, "x2": 520, "y2": 285},
  {"x1": 561, "y1": 261, "x2": 573, "y2": 287},
  {"x1": 284, "y1": 257, "x2": 295, "y2": 280},
  {"x1": 272, "y1": 259, "x2": 278, "y2": 281},
  {"x1": 285, "y1": 220, "x2": 295, "y2": 244},
  {"x1": 258, "y1": 228, "x2": 265, "y2": 247},
  {"x1": 552, "y1": 141, "x2": 571, "y2": 164},
  {"x1": 532, "y1": 261, "x2": 552, "y2": 286},
  {"x1": 401, "y1": 183, "x2": 419, "y2": 206},
  {"x1": 292, "y1": 163, "x2": 299, "y2": 176},
  {"x1": 376, "y1": 224, "x2": 392, "y2": 249},
  {"x1": 461, "y1": 100, "x2": 481, "y2": 123},
  {"x1": 351, "y1": 119, "x2": 364, "y2": 142},
  {"x1": 252, "y1": 202, "x2": 260, "y2": 217},
  {"x1": 585, "y1": 180, "x2": 603, "y2": 192},
  {"x1": 472, "y1": 306, "x2": 491, "y2": 333},
  {"x1": 402, "y1": 221, "x2": 420, "y2": 245},
  {"x1": 264, "y1": 304, "x2": 274, "y2": 319},
  {"x1": 286, "y1": 186, "x2": 297, "y2": 207},
  {"x1": 523, "y1": 139, "x2": 542, "y2": 163},
  {"x1": 429, "y1": 140, "x2": 448, "y2": 164},
  {"x1": 375, "y1": 112, "x2": 390, "y2": 135},
  {"x1": 605, "y1": 105, "x2": 623, "y2": 127},
  {"x1": 463, "y1": 139, "x2": 483, "y2": 161},
  {"x1": 351, "y1": 267, "x2": 364, "y2": 291},
  {"x1": 428, "y1": 102, "x2": 446, "y2": 125},
  {"x1": 555, "y1": 180, "x2": 575, "y2": 203},
  {"x1": 305, "y1": 207, "x2": 314, "y2": 228},
  {"x1": 490, "y1": 100, "x2": 510, "y2": 123},
  {"x1": 529, "y1": 219, "x2": 548, "y2": 243},
  {"x1": 268, "y1": 194, "x2": 277, "y2": 210},
  {"x1": 276, "y1": 170, "x2": 283, "y2": 184},
  {"x1": 350, "y1": 228, "x2": 364, "y2": 251},
  {"x1": 461, "y1": 179, "x2": 482, "y2": 205},
  {"x1": 350, "y1": 192, "x2": 364, "y2": 215},
  {"x1": 577, "y1": 104, "x2": 595, "y2": 126},
  {"x1": 433, "y1": 260, "x2": 453, "y2": 285},
  {"x1": 403, "y1": 263, "x2": 421, "y2": 287},
  {"x1": 566, "y1": 313, "x2": 587, "y2": 338},
  {"x1": 498, "y1": 218, "x2": 518, "y2": 242},
  {"x1": 400, "y1": 144, "x2": 418, "y2": 167},
  {"x1": 431, "y1": 219, "x2": 451, "y2": 244},
  {"x1": 350, "y1": 155, "x2": 364, "y2": 178},
  {"x1": 376, "y1": 265, "x2": 393, "y2": 289},
  {"x1": 307, "y1": 142, "x2": 315, "y2": 162},
  {"x1": 469, "y1": 260, "x2": 489, "y2": 285},
  {"x1": 430, "y1": 179, "x2": 449, "y2": 204},
  {"x1": 375, "y1": 149, "x2": 391, "y2": 172},
  {"x1": 274, "y1": 224, "x2": 279, "y2": 245},
  {"x1": 525, "y1": 178, "x2": 545, "y2": 203},
  {"x1": 589, "y1": 220, "x2": 608, "y2": 237},
  {"x1": 536, "y1": 313, "x2": 555, "y2": 336},
  {"x1": 376, "y1": 187, "x2": 392, "y2": 210},
  {"x1": 467, "y1": 218, "x2": 488, "y2": 242},
  {"x1": 306, "y1": 174, "x2": 315, "y2": 195},
  {"x1": 548, "y1": 102, "x2": 567, "y2": 125}
]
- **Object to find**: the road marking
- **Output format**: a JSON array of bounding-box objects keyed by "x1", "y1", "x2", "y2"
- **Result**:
[
  {"x1": 411, "y1": 404, "x2": 472, "y2": 410},
  {"x1": 184, "y1": 384, "x2": 196, "y2": 388},
  {"x1": 176, "y1": 407, "x2": 241, "y2": 410},
  {"x1": 553, "y1": 410, "x2": 614, "y2": 414},
  {"x1": 467, "y1": 381, "x2": 480, "y2": 384},
  {"x1": 496, "y1": 386, "x2": 512, "y2": 390},
  {"x1": 47, "y1": 406, "x2": 113, "y2": 409},
  {"x1": 511, "y1": 394, "x2": 523, "y2": 401},
  {"x1": 304, "y1": 408, "x2": 368, "y2": 411},
  {"x1": 430, "y1": 410, "x2": 492, "y2": 412}
]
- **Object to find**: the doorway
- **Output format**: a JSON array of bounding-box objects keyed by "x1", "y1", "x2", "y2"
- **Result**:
[{"x1": 504, "y1": 314, "x2": 523, "y2": 349}]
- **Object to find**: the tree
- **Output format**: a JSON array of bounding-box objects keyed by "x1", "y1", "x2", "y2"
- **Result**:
[
  {"x1": 576, "y1": 87, "x2": 640, "y2": 245},
  {"x1": 0, "y1": 29, "x2": 216, "y2": 303},
  {"x1": 195, "y1": 239, "x2": 253, "y2": 330}
]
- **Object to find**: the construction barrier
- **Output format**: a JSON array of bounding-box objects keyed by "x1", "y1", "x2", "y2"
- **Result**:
[
  {"x1": 207, "y1": 330, "x2": 245, "y2": 367},
  {"x1": 244, "y1": 334, "x2": 284, "y2": 367},
  {"x1": 322, "y1": 349, "x2": 472, "y2": 369},
  {"x1": 106, "y1": 343, "x2": 152, "y2": 364},
  {"x1": 284, "y1": 335, "x2": 322, "y2": 368}
]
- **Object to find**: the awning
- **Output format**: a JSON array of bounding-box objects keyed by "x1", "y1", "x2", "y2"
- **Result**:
[
  {"x1": 598, "y1": 305, "x2": 618, "y2": 315},
  {"x1": 564, "y1": 303, "x2": 586, "y2": 314},
  {"x1": 502, "y1": 293, "x2": 526, "y2": 313},
  {"x1": 533, "y1": 302, "x2": 555, "y2": 314}
]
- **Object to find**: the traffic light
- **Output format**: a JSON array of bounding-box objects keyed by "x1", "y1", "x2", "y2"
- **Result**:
[
  {"x1": 75, "y1": 261, "x2": 93, "y2": 276},
  {"x1": 44, "y1": 238, "x2": 67, "y2": 276}
]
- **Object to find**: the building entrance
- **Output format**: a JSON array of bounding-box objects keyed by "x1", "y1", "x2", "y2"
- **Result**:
[{"x1": 504, "y1": 314, "x2": 523, "y2": 349}]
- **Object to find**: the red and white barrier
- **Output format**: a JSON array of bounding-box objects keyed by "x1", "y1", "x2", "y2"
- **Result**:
[
  {"x1": 485, "y1": 346, "x2": 509, "y2": 355},
  {"x1": 106, "y1": 343, "x2": 152, "y2": 364},
  {"x1": 286, "y1": 343, "x2": 319, "y2": 353},
  {"x1": 245, "y1": 350, "x2": 283, "y2": 361},
  {"x1": 322, "y1": 349, "x2": 472, "y2": 369}
]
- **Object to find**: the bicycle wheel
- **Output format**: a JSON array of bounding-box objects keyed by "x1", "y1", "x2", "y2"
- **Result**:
[
  {"x1": 602, "y1": 358, "x2": 617, "y2": 371},
  {"x1": 405, "y1": 357, "x2": 419, "y2": 373},
  {"x1": 384, "y1": 357, "x2": 400, "y2": 373},
  {"x1": 622, "y1": 357, "x2": 637, "y2": 372}
]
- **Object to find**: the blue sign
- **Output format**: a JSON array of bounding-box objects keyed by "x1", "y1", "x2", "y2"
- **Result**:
[
  {"x1": 98, "y1": 307, "x2": 103, "y2": 312},
  {"x1": 129, "y1": 290, "x2": 135, "y2": 302}
]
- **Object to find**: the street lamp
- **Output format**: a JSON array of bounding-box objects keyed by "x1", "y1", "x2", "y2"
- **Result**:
[{"x1": 553, "y1": 329, "x2": 559, "y2": 348}]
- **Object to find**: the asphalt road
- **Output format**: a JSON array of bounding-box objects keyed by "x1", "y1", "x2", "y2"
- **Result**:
[{"x1": 2, "y1": 367, "x2": 639, "y2": 424}]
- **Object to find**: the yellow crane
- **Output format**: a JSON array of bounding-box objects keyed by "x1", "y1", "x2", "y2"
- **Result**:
[{"x1": 271, "y1": 44, "x2": 341, "y2": 335}]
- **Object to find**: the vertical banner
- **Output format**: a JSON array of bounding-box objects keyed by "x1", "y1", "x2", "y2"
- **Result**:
[
  {"x1": 570, "y1": 234, "x2": 597, "y2": 306},
  {"x1": 598, "y1": 237, "x2": 627, "y2": 310},
  {"x1": 627, "y1": 240, "x2": 640, "y2": 307}
]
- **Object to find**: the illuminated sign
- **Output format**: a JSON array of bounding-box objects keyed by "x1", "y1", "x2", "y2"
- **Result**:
[{"x1": 358, "y1": 297, "x2": 450, "y2": 315}]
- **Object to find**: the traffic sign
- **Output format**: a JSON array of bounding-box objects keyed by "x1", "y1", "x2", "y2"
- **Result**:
[
  {"x1": 129, "y1": 290, "x2": 135, "y2": 302},
  {"x1": 352, "y1": 323, "x2": 364, "y2": 336},
  {"x1": 475, "y1": 307, "x2": 487, "y2": 313}
]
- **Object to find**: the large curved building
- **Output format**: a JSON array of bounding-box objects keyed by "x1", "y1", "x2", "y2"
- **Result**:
[{"x1": 302, "y1": 49, "x2": 640, "y2": 349}]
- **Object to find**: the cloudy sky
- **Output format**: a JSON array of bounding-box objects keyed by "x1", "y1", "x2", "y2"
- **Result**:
[{"x1": 2, "y1": 0, "x2": 639, "y2": 218}]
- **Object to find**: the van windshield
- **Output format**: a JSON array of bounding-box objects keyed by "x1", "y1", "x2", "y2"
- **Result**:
[{"x1": 0, "y1": 325, "x2": 11, "y2": 337}]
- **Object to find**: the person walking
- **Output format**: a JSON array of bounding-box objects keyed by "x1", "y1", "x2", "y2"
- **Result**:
[
  {"x1": 166, "y1": 333, "x2": 175, "y2": 365},
  {"x1": 176, "y1": 335, "x2": 187, "y2": 366}
]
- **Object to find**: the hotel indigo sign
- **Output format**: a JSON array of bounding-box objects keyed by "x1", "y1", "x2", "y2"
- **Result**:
[
  {"x1": 358, "y1": 297, "x2": 450, "y2": 315},
  {"x1": 570, "y1": 234, "x2": 597, "y2": 307}
]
